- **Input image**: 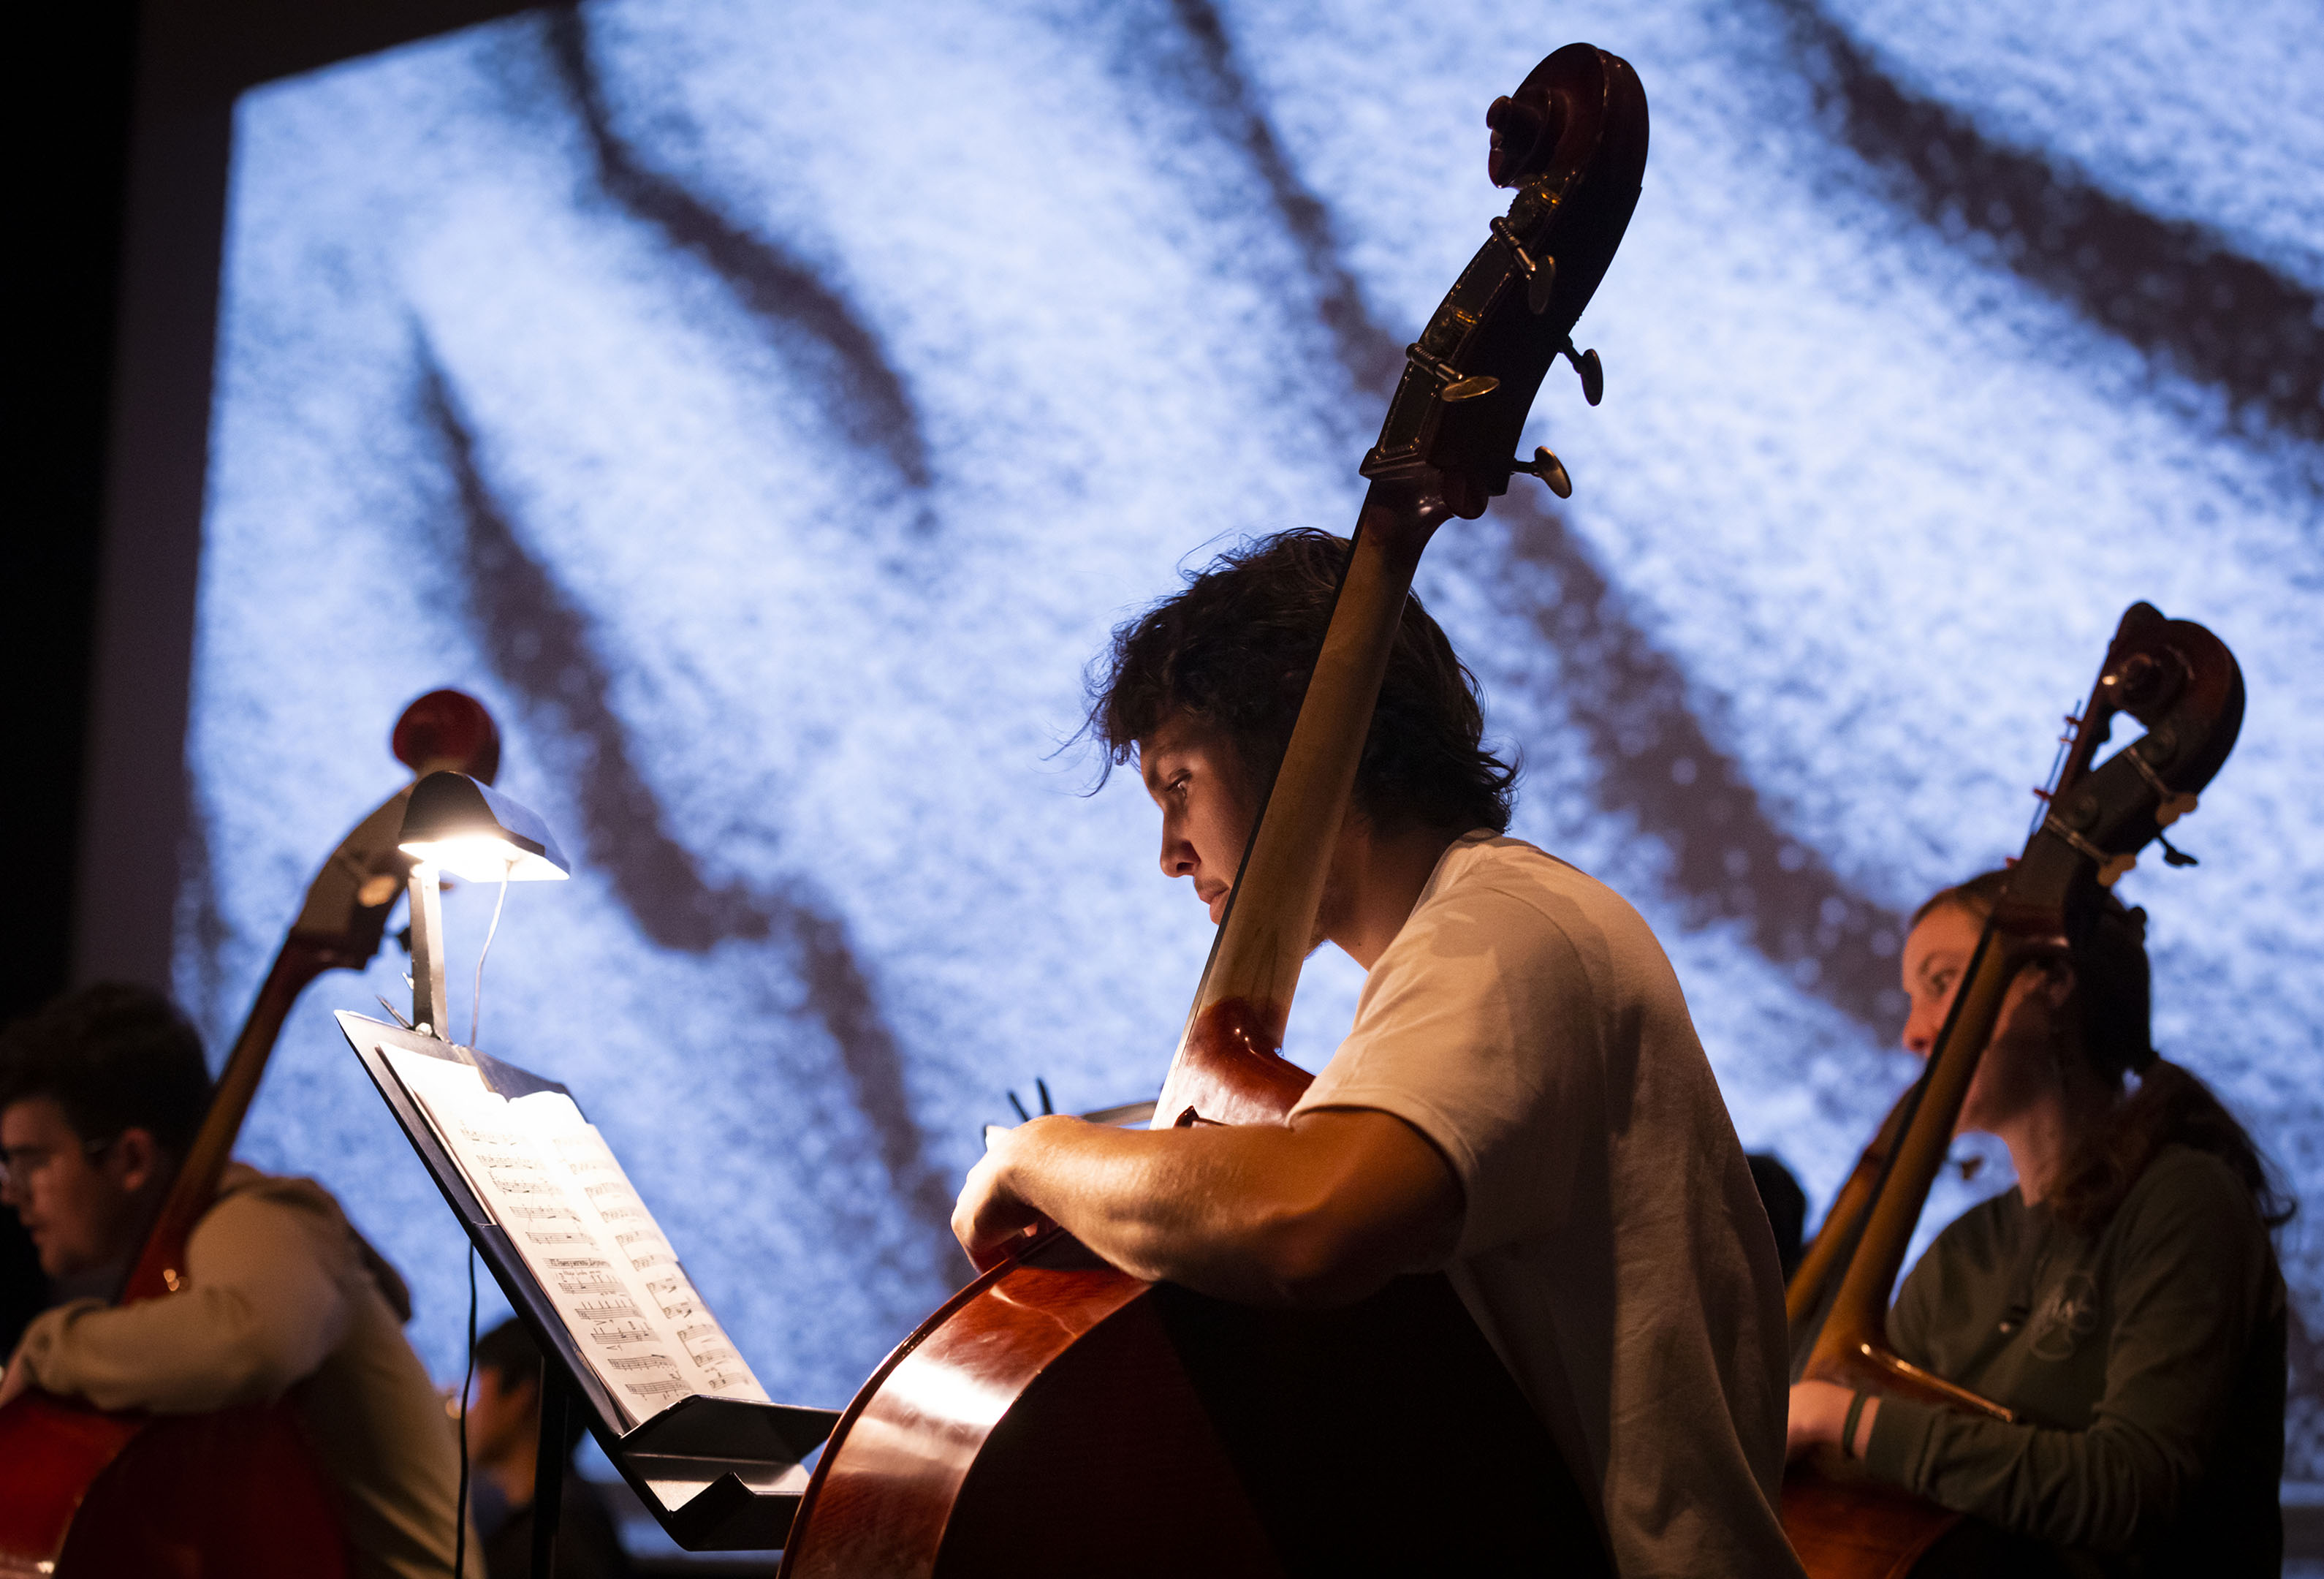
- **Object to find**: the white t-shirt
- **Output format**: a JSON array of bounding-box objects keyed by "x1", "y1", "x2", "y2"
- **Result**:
[{"x1": 1291, "y1": 833, "x2": 1801, "y2": 1578}]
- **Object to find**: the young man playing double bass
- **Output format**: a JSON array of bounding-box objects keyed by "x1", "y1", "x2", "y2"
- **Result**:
[
  {"x1": 953, "y1": 529, "x2": 1804, "y2": 1577},
  {"x1": 0, "y1": 983, "x2": 468, "y2": 1577}
]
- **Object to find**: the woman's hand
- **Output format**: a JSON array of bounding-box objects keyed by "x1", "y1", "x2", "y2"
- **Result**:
[{"x1": 1788, "y1": 1378, "x2": 1878, "y2": 1461}]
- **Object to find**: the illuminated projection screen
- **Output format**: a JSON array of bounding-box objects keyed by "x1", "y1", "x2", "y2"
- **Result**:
[{"x1": 180, "y1": 0, "x2": 2324, "y2": 1474}]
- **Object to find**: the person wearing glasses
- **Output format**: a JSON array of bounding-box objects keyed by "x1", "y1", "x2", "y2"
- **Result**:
[{"x1": 0, "y1": 982, "x2": 468, "y2": 1578}]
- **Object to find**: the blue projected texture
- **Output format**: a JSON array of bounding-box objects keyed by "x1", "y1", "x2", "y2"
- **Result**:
[{"x1": 183, "y1": 0, "x2": 2324, "y2": 1469}]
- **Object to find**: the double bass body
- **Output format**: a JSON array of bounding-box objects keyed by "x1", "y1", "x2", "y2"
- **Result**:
[{"x1": 785, "y1": 1167, "x2": 1593, "y2": 1576}]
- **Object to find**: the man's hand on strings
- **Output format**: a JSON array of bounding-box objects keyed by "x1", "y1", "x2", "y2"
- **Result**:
[
  {"x1": 953, "y1": 1118, "x2": 1071, "y2": 1271},
  {"x1": 950, "y1": 1107, "x2": 1462, "y2": 1306}
]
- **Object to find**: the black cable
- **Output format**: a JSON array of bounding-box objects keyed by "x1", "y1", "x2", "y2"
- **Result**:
[{"x1": 455, "y1": 1242, "x2": 477, "y2": 1576}]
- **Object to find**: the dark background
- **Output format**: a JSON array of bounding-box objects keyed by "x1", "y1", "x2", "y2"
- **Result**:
[
  {"x1": 7, "y1": 0, "x2": 137, "y2": 1341},
  {"x1": 13, "y1": 0, "x2": 134, "y2": 1028}
]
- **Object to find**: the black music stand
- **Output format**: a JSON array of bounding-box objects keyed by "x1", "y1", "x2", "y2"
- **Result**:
[{"x1": 341, "y1": 1013, "x2": 838, "y2": 1555}]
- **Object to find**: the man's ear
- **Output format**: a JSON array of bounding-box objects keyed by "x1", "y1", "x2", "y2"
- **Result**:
[{"x1": 106, "y1": 1127, "x2": 170, "y2": 1195}]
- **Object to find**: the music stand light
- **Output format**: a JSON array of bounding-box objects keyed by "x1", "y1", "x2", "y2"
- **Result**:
[
  {"x1": 392, "y1": 770, "x2": 593, "y2": 1575},
  {"x1": 395, "y1": 770, "x2": 569, "y2": 1039}
]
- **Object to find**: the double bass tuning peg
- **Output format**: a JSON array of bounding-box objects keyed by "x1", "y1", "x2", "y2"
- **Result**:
[
  {"x1": 1560, "y1": 337, "x2": 1603, "y2": 406},
  {"x1": 1511, "y1": 446, "x2": 1573, "y2": 499},
  {"x1": 1489, "y1": 216, "x2": 1557, "y2": 315}
]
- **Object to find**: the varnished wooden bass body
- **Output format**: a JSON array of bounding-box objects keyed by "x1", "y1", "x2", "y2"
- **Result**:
[
  {"x1": 0, "y1": 691, "x2": 500, "y2": 1578},
  {"x1": 777, "y1": 42, "x2": 1650, "y2": 1578}
]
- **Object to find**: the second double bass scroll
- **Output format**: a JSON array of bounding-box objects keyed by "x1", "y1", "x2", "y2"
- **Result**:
[{"x1": 778, "y1": 42, "x2": 1648, "y2": 1579}]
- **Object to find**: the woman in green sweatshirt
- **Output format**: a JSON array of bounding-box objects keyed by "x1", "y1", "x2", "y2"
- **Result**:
[{"x1": 1786, "y1": 871, "x2": 2291, "y2": 1575}]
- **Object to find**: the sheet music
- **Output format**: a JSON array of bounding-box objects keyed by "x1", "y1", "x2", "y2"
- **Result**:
[{"x1": 383, "y1": 1048, "x2": 771, "y2": 1428}]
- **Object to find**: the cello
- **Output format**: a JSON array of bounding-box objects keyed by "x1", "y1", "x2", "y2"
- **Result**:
[
  {"x1": 1778, "y1": 604, "x2": 2244, "y2": 1576},
  {"x1": 0, "y1": 689, "x2": 502, "y2": 1578},
  {"x1": 776, "y1": 43, "x2": 1647, "y2": 1578}
]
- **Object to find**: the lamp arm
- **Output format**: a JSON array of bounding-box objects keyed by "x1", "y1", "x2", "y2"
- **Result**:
[{"x1": 407, "y1": 866, "x2": 452, "y2": 1040}]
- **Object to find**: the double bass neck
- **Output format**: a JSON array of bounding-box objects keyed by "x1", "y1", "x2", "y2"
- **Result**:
[{"x1": 1153, "y1": 481, "x2": 1451, "y2": 1132}]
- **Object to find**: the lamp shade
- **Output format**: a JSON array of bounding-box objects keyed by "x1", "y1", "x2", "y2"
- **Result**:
[{"x1": 398, "y1": 771, "x2": 571, "y2": 882}]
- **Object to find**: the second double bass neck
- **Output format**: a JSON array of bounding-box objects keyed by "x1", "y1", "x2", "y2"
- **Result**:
[{"x1": 1780, "y1": 604, "x2": 2247, "y2": 1575}]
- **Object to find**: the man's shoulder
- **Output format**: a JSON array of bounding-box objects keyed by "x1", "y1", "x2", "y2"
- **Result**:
[
  {"x1": 1426, "y1": 833, "x2": 1638, "y2": 926},
  {"x1": 1412, "y1": 833, "x2": 1667, "y2": 976},
  {"x1": 214, "y1": 1161, "x2": 347, "y2": 1216},
  {"x1": 208, "y1": 1164, "x2": 412, "y2": 1317},
  {"x1": 1432, "y1": 830, "x2": 1576, "y2": 884},
  {"x1": 202, "y1": 1163, "x2": 357, "y2": 1249}
]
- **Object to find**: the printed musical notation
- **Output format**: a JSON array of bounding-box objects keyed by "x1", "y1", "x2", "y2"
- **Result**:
[
  {"x1": 509, "y1": 1203, "x2": 584, "y2": 1225},
  {"x1": 643, "y1": 1273, "x2": 699, "y2": 1321},
  {"x1": 557, "y1": 1136, "x2": 620, "y2": 1177},
  {"x1": 384, "y1": 1045, "x2": 772, "y2": 1430},
  {"x1": 549, "y1": 1259, "x2": 624, "y2": 1296},
  {"x1": 604, "y1": 1353, "x2": 677, "y2": 1374},
  {"x1": 677, "y1": 1323, "x2": 742, "y2": 1374},
  {"x1": 456, "y1": 1116, "x2": 521, "y2": 1149},
  {"x1": 602, "y1": 1352, "x2": 688, "y2": 1401},
  {"x1": 574, "y1": 1292, "x2": 643, "y2": 1321},
  {"x1": 585, "y1": 1184, "x2": 648, "y2": 1224},
  {"x1": 488, "y1": 1170, "x2": 562, "y2": 1197},
  {"x1": 615, "y1": 1227, "x2": 677, "y2": 1272}
]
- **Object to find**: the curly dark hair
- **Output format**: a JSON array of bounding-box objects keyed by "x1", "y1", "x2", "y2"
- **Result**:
[
  {"x1": 0, "y1": 982, "x2": 215, "y2": 1154},
  {"x1": 1085, "y1": 529, "x2": 1517, "y2": 835},
  {"x1": 1919, "y1": 872, "x2": 2293, "y2": 1234}
]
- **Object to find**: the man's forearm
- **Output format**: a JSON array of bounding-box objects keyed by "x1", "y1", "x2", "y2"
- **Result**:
[
  {"x1": 996, "y1": 1119, "x2": 1305, "y2": 1299},
  {"x1": 962, "y1": 1109, "x2": 1461, "y2": 1308},
  {"x1": 12, "y1": 1189, "x2": 355, "y2": 1412},
  {"x1": 14, "y1": 1288, "x2": 316, "y2": 1412}
]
